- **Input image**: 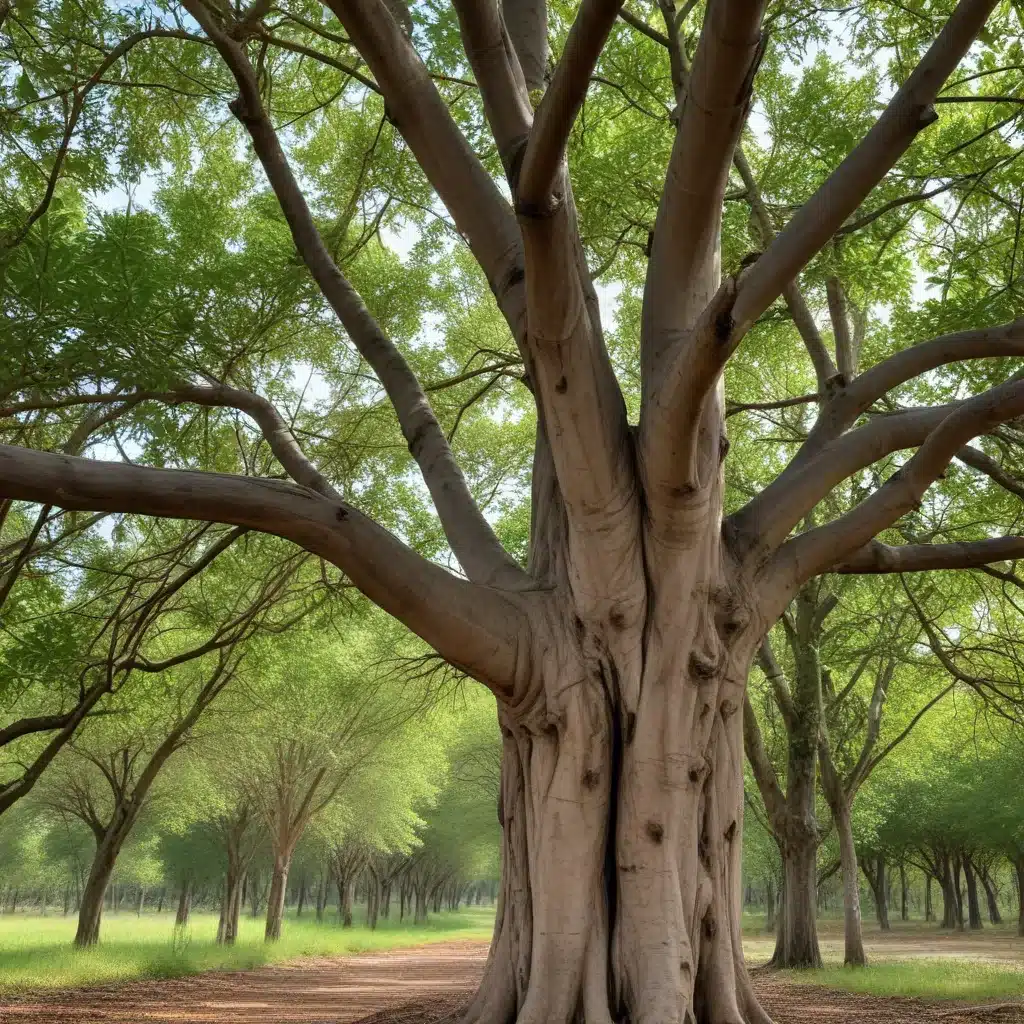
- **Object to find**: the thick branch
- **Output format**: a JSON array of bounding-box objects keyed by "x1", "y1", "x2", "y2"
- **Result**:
[
  {"x1": 730, "y1": 0, "x2": 1000, "y2": 335},
  {"x1": 771, "y1": 379, "x2": 1024, "y2": 587},
  {"x1": 181, "y1": 8, "x2": 524, "y2": 587},
  {"x1": 322, "y1": 0, "x2": 528, "y2": 344},
  {"x1": 0, "y1": 445, "x2": 526, "y2": 694},
  {"x1": 731, "y1": 317, "x2": 1024, "y2": 546},
  {"x1": 834, "y1": 535, "x2": 1024, "y2": 573},
  {"x1": 642, "y1": 0, "x2": 766, "y2": 384},
  {"x1": 516, "y1": 0, "x2": 624, "y2": 212}
]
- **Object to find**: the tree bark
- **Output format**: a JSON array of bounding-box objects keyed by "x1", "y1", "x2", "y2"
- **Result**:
[
  {"x1": 963, "y1": 856, "x2": 983, "y2": 930},
  {"x1": 899, "y1": 862, "x2": 908, "y2": 921},
  {"x1": 1014, "y1": 855, "x2": 1024, "y2": 937},
  {"x1": 175, "y1": 880, "x2": 192, "y2": 928},
  {"x1": 834, "y1": 801, "x2": 866, "y2": 966},
  {"x1": 75, "y1": 842, "x2": 120, "y2": 947},
  {"x1": 979, "y1": 865, "x2": 1002, "y2": 925},
  {"x1": 925, "y1": 873, "x2": 933, "y2": 922},
  {"x1": 265, "y1": 852, "x2": 291, "y2": 941}
]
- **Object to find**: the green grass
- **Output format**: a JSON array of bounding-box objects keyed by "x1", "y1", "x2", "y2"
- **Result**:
[
  {"x1": 0, "y1": 905, "x2": 495, "y2": 993},
  {"x1": 777, "y1": 958, "x2": 1024, "y2": 1001}
]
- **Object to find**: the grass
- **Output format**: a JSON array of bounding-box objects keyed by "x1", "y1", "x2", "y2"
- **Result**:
[
  {"x1": 777, "y1": 959, "x2": 1024, "y2": 1001},
  {"x1": 0, "y1": 905, "x2": 496, "y2": 993}
]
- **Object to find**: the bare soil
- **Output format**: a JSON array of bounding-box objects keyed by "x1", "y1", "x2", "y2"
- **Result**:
[{"x1": 1, "y1": 939, "x2": 1022, "y2": 1024}]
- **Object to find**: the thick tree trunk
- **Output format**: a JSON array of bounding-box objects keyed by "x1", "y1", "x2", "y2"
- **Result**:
[
  {"x1": 75, "y1": 847, "x2": 118, "y2": 947},
  {"x1": 773, "y1": 829, "x2": 822, "y2": 967},
  {"x1": 963, "y1": 856, "x2": 983, "y2": 930},
  {"x1": 834, "y1": 801, "x2": 866, "y2": 966},
  {"x1": 462, "y1": 614, "x2": 770, "y2": 1024},
  {"x1": 265, "y1": 853, "x2": 291, "y2": 941}
]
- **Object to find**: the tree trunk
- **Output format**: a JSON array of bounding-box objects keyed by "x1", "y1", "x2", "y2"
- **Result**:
[
  {"x1": 315, "y1": 874, "x2": 326, "y2": 922},
  {"x1": 175, "y1": 880, "x2": 192, "y2": 928},
  {"x1": 772, "y1": 828, "x2": 822, "y2": 967},
  {"x1": 63, "y1": 883, "x2": 71, "y2": 917},
  {"x1": 862, "y1": 856, "x2": 889, "y2": 932},
  {"x1": 925, "y1": 873, "x2": 933, "y2": 922},
  {"x1": 217, "y1": 868, "x2": 246, "y2": 945},
  {"x1": 952, "y1": 855, "x2": 966, "y2": 930},
  {"x1": 341, "y1": 877, "x2": 354, "y2": 928},
  {"x1": 899, "y1": 862, "x2": 908, "y2": 921},
  {"x1": 265, "y1": 852, "x2": 291, "y2": 941},
  {"x1": 297, "y1": 876, "x2": 307, "y2": 918},
  {"x1": 963, "y1": 856, "x2": 983, "y2": 930},
  {"x1": 834, "y1": 800, "x2": 866, "y2": 966},
  {"x1": 157, "y1": 887, "x2": 166, "y2": 914},
  {"x1": 1014, "y1": 855, "x2": 1024, "y2": 938},
  {"x1": 979, "y1": 864, "x2": 1002, "y2": 925},
  {"x1": 764, "y1": 875, "x2": 775, "y2": 933},
  {"x1": 75, "y1": 846, "x2": 119, "y2": 947}
]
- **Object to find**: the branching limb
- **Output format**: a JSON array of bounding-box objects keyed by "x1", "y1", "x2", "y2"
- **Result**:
[
  {"x1": 730, "y1": 0, "x2": 1000, "y2": 336},
  {"x1": 450, "y1": 0, "x2": 532, "y2": 170},
  {"x1": 834, "y1": 535, "x2": 1024, "y2": 573},
  {"x1": 180, "y1": 2, "x2": 524, "y2": 587},
  {"x1": 767, "y1": 378, "x2": 1024, "y2": 589},
  {"x1": 731, "y1": 318, "x2": 1024, "y2": 546},
  {"x1": 321, "y1": 0, "x2": 528, "y2": 343},
  {"x1": 742, "y1": 694, "x2": 786, "y2": 829},
  {"x1": 757, "y1": 637, "x2": 795, "y2": 731},
  {"x1": 734, "y1": 146, "x2": 838, "y2": 390},
  {"x1": 0, "y1": 445, "x2": 527, "y2": 694},
  {"x1": 641, "y1": 0, "x2": 767, "y2": 386},
  {"x1": 516, "y1": 0, "x2": 625, "y2": 213}
]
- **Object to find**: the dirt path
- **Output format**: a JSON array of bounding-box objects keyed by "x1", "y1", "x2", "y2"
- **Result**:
[{"x1": 2, "y1": 940, "x2": 1022, "y2": 1024}]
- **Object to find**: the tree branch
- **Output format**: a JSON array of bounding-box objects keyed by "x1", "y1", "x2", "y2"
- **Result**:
[
  {"x1": 0, "y1": 445, "x2": 526, "y2": 694},
  {"x1": 179, "y1": 5, "x2": 524, "y2": 588},
  {"x1": 834, "y1": 535, "x2": 1024, "y2": 573},
  {"x1": 642, "y1": 0, "x2": 766, "y2": 386},
  {"x1": 770, "y1": 378, "x2": 1024, "y2": 588},
  {"x1": 516, "y1": 0, "x2": 624, "y2": 213},
  {"x1": 730, "y1": 0, "x2": 1000, "y2": 336}
]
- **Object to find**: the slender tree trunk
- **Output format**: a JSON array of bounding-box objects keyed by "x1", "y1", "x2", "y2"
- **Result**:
[
  {"x1": 764, "y1": 875, "x2": 776, "y2": 933},
  {"x1": 925, "y1": 873, "x2": 933, "y2": 922},
  {"x1": 157, "y1": 887, "x2": 166, "y2": 914},
  {"x1": 265, "y1": 852, "x2": 292, "y2": 941},
  {"x1": 952, "y1": 855, "x2": 966, "y2": 930},
  {"x1": 297, "y1": 876, "x2": 307, "y2": 918},
  {"x1": 899, "y1": 863, "x2": 908, "y2": 921},
  {"x1": 834, "y1": 801, "x2": 866, "y2": 965},
  {"x1": 963, "y1": 856, "x2": 983, "y2": 930},
  {"x1": 980, "y1": 864, "x2": 1002, "y2": 925},
  {"x1": 175, "y1": 880, "x2": 192, "y2": 928},
  {"x1": 1014, "y1": 855, "x2": 1024, "y2": 938},
  {"x1": 862, "y1": 856, "x2": 889, "y2": 931},
  {"x1": 63, "y1": 883, "x2": 71, "y2": 917},
  {"x1": 939, "y1": 853, "x2": 958, "y2": 929},
  {"x1": 315, "y1": 873, "x2": 326, "y2": 922},
  {"x1": 75, "y1": 846, "x2": 119, "y2": 947},
  {"x1": 341, "y1": 877, "x2": 354, "y2": 928}
]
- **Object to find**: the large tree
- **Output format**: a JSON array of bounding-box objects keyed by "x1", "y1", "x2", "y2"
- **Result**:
[{"x1": 4, "y1": 0, "x2": 1024, "y2": 1018}]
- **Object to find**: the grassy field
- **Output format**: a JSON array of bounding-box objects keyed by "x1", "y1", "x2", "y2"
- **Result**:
[
  {"x1": 777, "y1": 959, "x2": 1024, "y2": 1000},
  {"x1": 0, "y1": 905, "x2": 496, "y2": 992},
  {"x1": 2, "y1": 908, "x2": 1022, "y2": 1003},
  {"x1": 743, "y1": 916, "x2": 1024, "y2": 1000}
]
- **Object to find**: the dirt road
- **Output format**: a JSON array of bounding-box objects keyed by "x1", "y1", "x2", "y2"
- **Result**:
[{"x1": 2, "y1": 939, "x2": 1022, "y2": 1024}]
